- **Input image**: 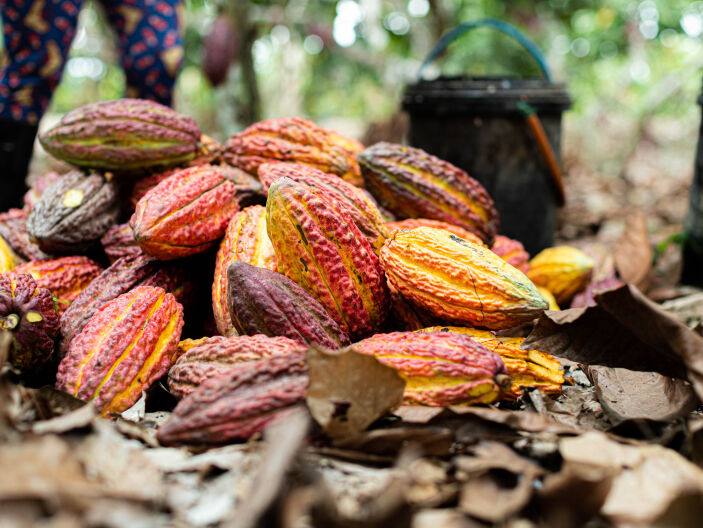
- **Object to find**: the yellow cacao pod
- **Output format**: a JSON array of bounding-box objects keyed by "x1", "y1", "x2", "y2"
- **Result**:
[{"x1": 527, "y1": 246, "x2": 594, "y2": 304}]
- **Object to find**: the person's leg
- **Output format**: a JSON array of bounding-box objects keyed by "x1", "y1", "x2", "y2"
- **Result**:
[
  {"x1": 101, "y1": 0, "x2": 184, "y2": 106},
  {"x1": 0, "y1": 0, "x2": 83, "y2": 210}
]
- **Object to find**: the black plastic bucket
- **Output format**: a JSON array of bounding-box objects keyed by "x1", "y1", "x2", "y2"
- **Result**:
[{"x1": 402, "y1": 19, "x2": 571, "y2": 255}]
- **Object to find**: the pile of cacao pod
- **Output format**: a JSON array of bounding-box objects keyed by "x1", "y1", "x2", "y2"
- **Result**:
[{"x1": 0, "y1": 98, "x2": 604, "y2": 445}]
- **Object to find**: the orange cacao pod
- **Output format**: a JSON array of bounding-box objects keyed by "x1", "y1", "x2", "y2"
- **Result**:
[
  {"x1": 130, "y1": 165, "x2": 239, "y2": 260},
  {"x1": 212, "y1": 205, "x2": 277, "y2": 336},
  {"x1": 380, "y1": 227, "x2": 547, "y2": 329},
  {"x1": 491, "y1": 235, "x2": 530, "y2": 273},
  {"x1": 56, "y1": 286, "x2": 184, "y2": 415},
  {"x1": 267, "y1": 177, "x2": 390, "y2": 338}
]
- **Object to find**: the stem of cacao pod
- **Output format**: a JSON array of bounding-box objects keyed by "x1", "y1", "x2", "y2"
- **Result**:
[{"x1": 231, "y1": 1, "x2": 261, "y2": 125}]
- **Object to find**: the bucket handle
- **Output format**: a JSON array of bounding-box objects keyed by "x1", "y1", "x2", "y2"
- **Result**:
[{"x1": 418, "y1": 18, "x2": 552, "y2": 81}]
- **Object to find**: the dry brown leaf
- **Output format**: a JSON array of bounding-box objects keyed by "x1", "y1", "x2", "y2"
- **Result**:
[
  {"x1": 588, "y1": 366, "x2": 698, "y2": 424},
  {"x1": 614, "y1": 212, "x2": 653, "y2": 289},
  {"x1": 457, "y1": 442, "x2": 545, "y2": 522},
  {"x1": 524, "y1": 284, "x2": 703, "y2": 401},
  {"x1": 306, "y1": 346, "x2": 405, "y2": 439},
  {"x1": 557, "y1": 432, "x2": 703, "y2": 525},
  {"x1": 32, "y1": 402, "x2": 96, "y2": 435}
]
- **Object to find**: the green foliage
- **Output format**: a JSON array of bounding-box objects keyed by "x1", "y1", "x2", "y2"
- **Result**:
[{"x1": 30, "y1": 0, "x2": 703, "y2": 140}]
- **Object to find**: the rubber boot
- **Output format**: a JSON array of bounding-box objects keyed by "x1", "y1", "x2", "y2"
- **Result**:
[{"x1": 0, "y1": 119, "x2": 38, "y2": 212}]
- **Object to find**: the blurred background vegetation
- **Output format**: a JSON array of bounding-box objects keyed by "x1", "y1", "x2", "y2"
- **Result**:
[{"x1": 11, "y1": 0, "x2": 703, "y2": 240}]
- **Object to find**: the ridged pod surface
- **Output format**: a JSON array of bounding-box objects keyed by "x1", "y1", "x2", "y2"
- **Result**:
[
  {"x1": 59, "y1": 255, "x2": 187, "y2": 355},
  {"x1": 27, "y1": 170, "x2": 119, "y2": 254},
  {"x1": 352, "y1": 331, "x2": 506, "y2": 406},
  {"x1": 38, "y1": 98, "x2": 202, "y2": 172},
  {"x1": 13, "y1": 256, "x2": 103, "y2": 315},
  {"x1": 158, "y1": 351, "x2": 308, "y2": 444},
  {"x1": 491, "y1": 235, "x2": 530, "y2": 273},
  {"x1": 168, "y1": 334, "x2": 305, "y2": 399},
  {"x1": 0, "y1": 273, "x2": 59, "y2": 374},
  {"x1": 417, "y1": 327, "x2": 564, "y2": 400},
  {"x1": 570, "y1": 277, "x2": 623, "y2": 309},
  {"x1": 101, "y1": 223, "x2": 143, "y2": 263},
  {"x1": 380, "y1": 227, "x2": 547, "y2": 329},
  {"x1": 0, "y1": 209, "x2": 50, "y2": 261},
  {"x1": 527, "y1": 246, "x2": 594, "y2": 304},
  {"x1": 56, "y1": 286, "x2": 184, "y2": 415},
  {"x1": 224, "y1": 116, "x2": 363, "y2": 186},
  {"x1": 358, "y1": 142, "x2": 499, "y2": 245},
  {"x1": 0, "y1": 237, "x2": 17, "y2": 273},
  {"x1": 537, "y1": 287, "x2": 560, "y2": 311},
  {"x1": 267, "y1": 177, "x2": 390, "y2": 338},
  {"x1": 130, "y1": 165, "x2": 239, "y2": 260},
  {"x1": 385, "y1": 218, "x2": 484, "y2": 246},
  {"x1": 227, "y1": 261, "x2": 351, "y2": 348},
  {"x1": 212, "y1": 206, "x2": 277, "y2": 336},
  {"x1": 259, "y1": 162, "x2": 387, "y2": 249}
]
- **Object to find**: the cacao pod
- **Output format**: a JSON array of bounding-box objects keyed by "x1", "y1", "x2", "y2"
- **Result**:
[
  {"x1": 0, "y1": 209, "x2": 50, "y2": 261},
  {"x1": 168, "y1": 334, "x2": 305, "y2": 399},
  {"x1": 212, "y1": 205, "x2": 276, "y2": 336},
  {"x1": 259, "y1": 162, "x2": 387, "y2": 249},
  {"x1": 537, "y1": 287, "x2": 560, "y2": 311},
  {"x1": 380, "y1": 227, "x2": 547, "y2": 329},
  {"x1": 101, "y1": 222, "x2": 143, "y2": 263},
  {"x1": 202, "y1": 15, "x2": 238, "y2": 87},
  {"x1": 227, "y1": 261, "x2": 351, "y2": 348},
  {"x1": 38, "y1": 98, "x2": 202, "y2": 172},
  {"x1": 527, "y1": 246, "x2": 594, "y2": 304},
  {"x1": 358, "y1": 142, "x2": 499, "y2": 245},
  {"x1": 130, "y1": 165, "x2": 239, "y2": 260},
  {"x1": 224, "y1": 116, "x2": 363, "y2": 186},
  {"x1": 217, "y1": 164, "x2": 265, "y2": 208},
  {"x1": 267, "y1": 177, "x2": 390, "y2": 338},
  {"x1": 386, "y1": 282, "x2": 440, "y2": 332},
  {"x1": 491, "y1": 235, "x2": 530, "y2": 273},
  {"x1": 56, "y1": 286, "x2": 184, "y2": 415},
  {"x1": 59, "y1": 255, "x2": 189, "y2": 355},
  {"x1": 0, "y1": 237, "x2": 17, "y2": 273},
  {"x1": 12, "y1": 256, "x2": 102, "y2": 315},
  {"x1": 385, "y1": 218, "x2": 484, "y2": 246},
  {"x1": 157, "y1": 351, "x2": 308, "y2": 444},
  {"x1": 26, "y1": 170, "x2": 119, "y2": 254},
  {"x1": 352, "y1": 331, "x2": 506, "y2": 406},
  {"x1": 0, "y1": 273, "x2": 59, "y2": 374},
  {"x1": 570, "y1": 277, "x2": 623, "y2": 308},
  {"x1": 417, "y1": 327, "x2": 564, "y2": 400}
]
